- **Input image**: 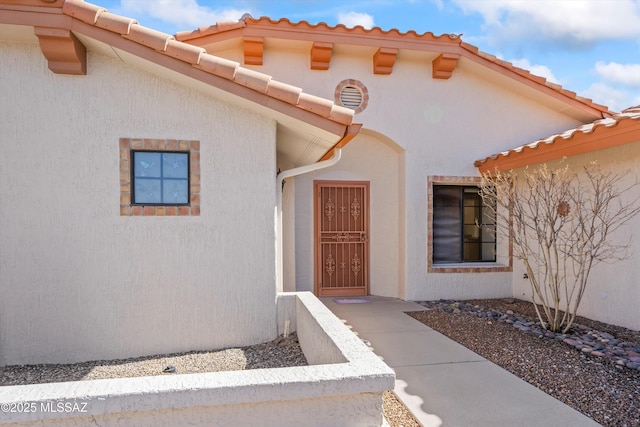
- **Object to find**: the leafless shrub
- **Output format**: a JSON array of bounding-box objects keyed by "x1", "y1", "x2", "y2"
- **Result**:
[{"x1": 480, "y1": 162, "x2": 640, "y2": 333}]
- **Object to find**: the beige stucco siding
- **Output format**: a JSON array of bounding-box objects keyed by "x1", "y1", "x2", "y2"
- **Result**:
[
  {"x1": 291, "y1": 131, "x2": 404, "y2": 298},
  {"x1": 0, "y1": 42, "x2": 277, "y2": 365},
  {"x1": 510, "y1": 142, "x2": 640, "y2": 331},
  {"x1": 256, "y1": 47, "x2": 584, "y2": 301}
]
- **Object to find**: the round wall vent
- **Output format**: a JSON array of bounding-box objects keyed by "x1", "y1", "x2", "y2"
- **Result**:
[
  {"x1": 339, "y1": 86, "x2": 363, "y2": 109},
  {"x1": 334, "y1": 79, "x2": 368, "y2": 114}
]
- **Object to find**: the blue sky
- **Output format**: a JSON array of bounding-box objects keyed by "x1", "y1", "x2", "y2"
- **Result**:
[{"x1": 100, "y1": 0, "x2": 640, "y2": 112}]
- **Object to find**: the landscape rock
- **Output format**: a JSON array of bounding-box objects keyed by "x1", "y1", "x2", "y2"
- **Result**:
[
  {"x1": 417, "y1": 299, "x2": 640, "y2": 371},
  {"x1": 410, "y1": 299, "x2": 640, "y2": 427}
]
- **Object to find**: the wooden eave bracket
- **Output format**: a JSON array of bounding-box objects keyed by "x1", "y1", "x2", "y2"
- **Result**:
[
  {"x1": 310, "y1": 42, "x2": 332, "y2": 70},
  {"x1": 34, "y1": 27, "x2": 86, "y2": 75},
  {"x1": 373, "y1": 47, "x2": 398, "y2": 75},
  {"x1": 432, "y1": 53, "x2": 460, "y2": 79},
  {"x1": 243, "y1": 36, "x2": 263, "y2": 65}
]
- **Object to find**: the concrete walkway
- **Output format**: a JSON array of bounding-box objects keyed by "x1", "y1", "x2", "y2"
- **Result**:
[{"x1": 322, "y1": 296, "x2": 601, "y2": 427}]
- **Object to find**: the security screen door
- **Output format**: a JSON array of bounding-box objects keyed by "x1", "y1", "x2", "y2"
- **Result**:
[{"x1": 314, "y1": 181, "x2": 369, "y2": 296}]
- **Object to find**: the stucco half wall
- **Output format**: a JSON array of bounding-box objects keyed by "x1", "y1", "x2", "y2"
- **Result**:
[
  {"x1": 510, "y1": 142, "x2": 640, "y2": 331},
  {"x1": 0, "y1": 42, "x2": 277, "y2": 365},
  {"x1": 0, "y1": 293, "x2": 395, "y2": 427}
]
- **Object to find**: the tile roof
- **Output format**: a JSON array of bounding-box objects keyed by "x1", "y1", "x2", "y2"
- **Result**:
[
  {"x1": 3, "y1": 0, "x2": 355, "y2": 129},
  {"x1": 475, "y1": 106, "x2": 640, "y2": 173},
  {"x1": 176, "y1": 16, "x2": 461, "y2": 45},
  {"x1": 457, "y1": 42, "x2": 611, "y2": 117},
  {"x1": 176, "y1": 16, "x2": 612, "y2": 119}
]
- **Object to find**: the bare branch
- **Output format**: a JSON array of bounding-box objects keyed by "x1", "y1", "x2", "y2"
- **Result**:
[{"x1": 480, "y1": 161, "x2": 640, "y2": 332}]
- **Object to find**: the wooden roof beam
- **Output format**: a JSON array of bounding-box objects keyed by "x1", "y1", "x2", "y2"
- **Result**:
[
  {"x1": 373, "y1": 47, "x2": 397, "y2": 75},
  {"x1": 34, "y1": 26, "x2": 86, "y2": 75},
  {"x1": 432, "y1": 52, "x2": 459, "y2": 79},
  {"x1": 243, "y1": 36, "x2": 263, "y2": 65},
  {"x1": 310, "y1": 42, "x2": 332, "y2": 70}
]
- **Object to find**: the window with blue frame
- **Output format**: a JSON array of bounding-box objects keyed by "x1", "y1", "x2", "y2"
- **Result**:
[{"x1": 131, "y1": 150, "x2": 190, "y2": 205}]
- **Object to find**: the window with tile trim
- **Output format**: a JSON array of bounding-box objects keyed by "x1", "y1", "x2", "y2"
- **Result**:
[
  {"x1": 427, "y1": 176, "x2": 511, "y2": 273},
  {"x1": 432, "y1": 185, "x2": 496, "y2": 263},
  {"x1": 120, "y1": 138, "x2": 200, "y2": 216},
  {"x1": 131, "y1": 150, "x2": 189, "y2": 205}
]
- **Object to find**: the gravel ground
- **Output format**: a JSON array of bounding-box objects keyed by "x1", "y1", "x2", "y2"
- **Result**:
[
  {"x1": 408, "y1": 299, "x2": 640, "y2": 427},
  {"x1": 0, "y1": 333, "x2": 308, "y2": 386},
  {"x1": 383, "y1": 391, "x2": 421, "y2": 427}
]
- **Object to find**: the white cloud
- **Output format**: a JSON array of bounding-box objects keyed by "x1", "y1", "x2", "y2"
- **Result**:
[
  {"x1": 337, "y1": 11, "x2": 375, "y2": 29},
  {"x1": 595, "y1": 61, "x2": 640, "y2": 88},
  {"x1": 452, "y1": 0, "x2": 640, "y2": 47},
  {"x1": 450, "y1": 1, "x2": 640, "y2": 112},
  {"x1": 509, "y1": 58, "x2": 559, "y2": 84},
  {"x1": 119, "y1": 0, "x2": 247, "y2": 29},
  {"x1": 582, "y1": 82, "x2": 640, "y2": 112}
]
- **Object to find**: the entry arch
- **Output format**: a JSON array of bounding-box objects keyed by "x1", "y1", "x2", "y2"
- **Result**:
[{"x1": 290, "y1": 128, "x2": 406, "y2": 299}]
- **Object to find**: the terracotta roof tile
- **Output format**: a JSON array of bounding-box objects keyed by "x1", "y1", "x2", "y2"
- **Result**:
[
  {"x1": 175, "y1": 21, "x2": 246, "y2": 40},
  {"x1": 457, "y1": 43, "x2": 609, "y2": 116},
  {"x1": 62, "y1": 0, "x2": 104, "y2": 24},
  {"x1": 328, "y1": 105, "x2": 356, "y2": 125},
  {"x1": 45, "y1": 0, "x2": 354, "y2": 129},
  {"x1": 298, "y1": 93, "x2": 334, "y2": 117},
  {"x1": 266, "y1": 79, "x2": 302, "y2": 105},
  {"x1": 177, "y1": 17, "x2": 611, "y2": 119},
  {"x1": 252, "y1": 17, "x2": 464, "y2": 46},
  {"x1": 233, "y1": 67, "x2": 271, "y2": 93},
  {"x1": 176, "y1": 16, "x2": 459, "y2": 44},
  {"x1": 95, "y1": 11, "x2": 137, "y2": 35},
  {"x1": 475, "y1": 109, "x2": 640, "y2": 172},
  {"x1": 124, "y1": 24, "x2": 174, "y2": 52},
  {"x1": 196, "y1": 54, "x2": 238, "y2": 80},
  {"x1": 459, "y1": 42, "x2": 478, "y2": 53},
  {"x1": 165, "y1": 39, "x2": 205, "y2": 64}
]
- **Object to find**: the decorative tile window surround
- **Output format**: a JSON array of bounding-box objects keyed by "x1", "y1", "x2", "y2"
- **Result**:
[
  {"x1": 427, "y1": 176, "x2": 512, "y2": 273},
  {"x1": 120, "y1": 138, "x2": 200, "y2": 216},
  {"x1": 131, "y1": 150, "x2": 190, "y2": 205}
]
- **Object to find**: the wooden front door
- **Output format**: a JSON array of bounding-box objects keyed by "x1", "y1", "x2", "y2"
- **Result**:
[{"x1": 315, "y1": 181, "x2": 369, "y2": 297}]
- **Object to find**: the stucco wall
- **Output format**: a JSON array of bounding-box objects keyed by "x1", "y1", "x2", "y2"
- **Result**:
[
  {"x1": 292, "y1": 131, "x2": 405, "y2": 298},
  {"x1": 0, "y1": 41, "x2": 277, "y2": 365},
  {"x1": 0, "y1": 395, "x2": 384, "y2": 427},
  {"x1": 511, "y1": 142, "x2": 640, "y2": 330},
  {"x1": 0, "y1": 292, "x2": 394, "y2": 427},
  {"x1": 256, "y1": 46, "x2": 583, "y2": 301},
  {"x1": 282, "y1": 178, "x2": 297, "y2": 292}
]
